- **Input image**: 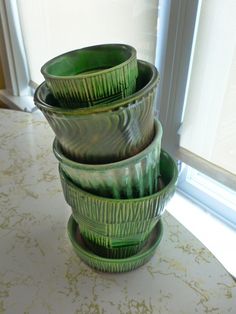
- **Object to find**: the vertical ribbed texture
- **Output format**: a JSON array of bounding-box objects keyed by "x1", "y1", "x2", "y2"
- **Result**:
[
  {"x1": 46, "y1": 57, "x2": 138, "y2": 108},
  {"x1": 79, "y1": 222, "x2": 152, "y2": 248},
  {"x1": 59, "y1": 152, "x2": 177, "y2": 223},
  {"x1": 82, "y1": 236, "x2": 149, "y2": 259},
  {"x1": 62, "y1": 174, "x2": 175, "y2": 223},
  {"x1": 77, "y1": 252, "x2": 155, "y2": 272},
  {"x1": 71, "y1": 212, "x2": 159, "y2": 237}
]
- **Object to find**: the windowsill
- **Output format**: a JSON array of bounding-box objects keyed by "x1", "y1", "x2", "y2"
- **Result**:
[
  {"x1": 0, "y1": 89, "x2": 39, "y2": 113},
  {"x1": 167, "y1": 191, "x2": 236, "y2": 279}
]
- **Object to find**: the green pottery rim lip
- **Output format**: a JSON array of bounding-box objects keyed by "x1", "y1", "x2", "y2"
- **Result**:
[
  {"x1": 67, "y1": 214, "x2": 163, "y2": 264},
  {"x1": 53, "y1": 118, "x2": 162, "y2": 171},
  {"x1": 59, "y1": 149, "x2": 178, "y2": 202},
  {"x1": 35, "y1": 60, "x2": 159, "y2": 115},
  {"x1": 41, "y1": 43, "x2": 137, "y2": 79}
]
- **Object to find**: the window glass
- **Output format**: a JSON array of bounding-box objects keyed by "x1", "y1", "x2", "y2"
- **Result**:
[{"x1": 180, "y1": 0, "x2": 236, "y2": 176}]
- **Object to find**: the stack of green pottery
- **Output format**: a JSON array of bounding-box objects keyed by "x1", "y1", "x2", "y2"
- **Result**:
[{"x1": 34, "y1": 43, "x2": 178, "y2": 273}]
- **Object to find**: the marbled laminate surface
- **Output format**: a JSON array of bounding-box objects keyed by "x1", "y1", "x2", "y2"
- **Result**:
[{"x1": 0, "y1": 109, "x2": 235, "y2": 313}]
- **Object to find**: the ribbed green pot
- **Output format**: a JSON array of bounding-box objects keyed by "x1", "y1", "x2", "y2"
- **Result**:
[
  {"x1": 67, "y1": 215, "x2": 163, "y2": 272},
  {"x1": 41, "y1": 44, "x2": 138, "y2": 108},
  {"x1": 59, "y1": 150, "x2": 178, "y2": 224},
  {"x1": 54, "y1": 118, "x2": 162, "y2": 199},
  {"x1": 34, "y1": 60, "x2": 159, "y2": 164}
]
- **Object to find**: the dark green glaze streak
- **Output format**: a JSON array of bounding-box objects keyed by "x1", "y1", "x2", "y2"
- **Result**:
[{"x1": 59, "y1": 150, "x2": 178, "y2": 224}]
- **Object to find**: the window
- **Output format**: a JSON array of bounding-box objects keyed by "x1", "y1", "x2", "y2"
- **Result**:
[{"x1": 156, "y1": 0, "x2": 236, "y2": 228}]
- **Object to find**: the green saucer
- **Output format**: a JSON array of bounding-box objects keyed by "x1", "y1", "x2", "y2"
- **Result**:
[{"x1": 67, "y1": 215, "x2": 163, "y2": 273}]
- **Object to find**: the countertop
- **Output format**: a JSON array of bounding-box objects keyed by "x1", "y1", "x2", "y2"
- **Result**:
[{"x1": 0, "y1": 109, "x2": 235, "y2": 313}]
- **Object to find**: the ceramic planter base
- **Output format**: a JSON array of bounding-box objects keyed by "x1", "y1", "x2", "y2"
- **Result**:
[{"x1": 67, "y1": 215, "x2": 163, "y2": 273}]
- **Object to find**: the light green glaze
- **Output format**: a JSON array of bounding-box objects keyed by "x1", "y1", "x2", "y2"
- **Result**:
[
  {"x1": 54, "y1": 118, "x2": 162, "y2": 199},
  {"x1": 71, "y1": 212, "x2": 158, "y2": 238},
  {"x1": 59, "y1": 150, "x2": 178, "y2": 225},
  {"x1": 41, "y1": 44, "x2": 138, "y2": 108},
  {"x1": 34, "y1": 60, "x2": 159, "y2": 164},
  {"x1": 67, "y1": 216, "x2": 163, "y2": 272}
]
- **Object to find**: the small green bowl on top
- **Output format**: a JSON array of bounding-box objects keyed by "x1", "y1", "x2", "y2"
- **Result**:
[{"x1": 41, "y1": 44, "x2": 138, "y2": 108}]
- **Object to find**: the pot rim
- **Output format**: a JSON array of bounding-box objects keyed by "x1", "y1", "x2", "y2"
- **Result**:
[
  {"x1": 53, "y1": 118, "x2": 162, "y2": 170},
  {"x1": 34, "y1": 59, "x2": 159, "y2": 115},
  {"x1": 59, "y1": 149, "x2": 178, "y2": 202},
  {"x1": 41, "y1": 43, "x2": 137, "y2": 79}
]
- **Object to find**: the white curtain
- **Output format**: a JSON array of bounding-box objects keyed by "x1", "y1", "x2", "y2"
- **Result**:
[
  {"x1": 180, "y1": 0, "x2": 236, "y2": 176},
  {"x1": 17, "y1": 0, "x2": 159, "y2": 85}
]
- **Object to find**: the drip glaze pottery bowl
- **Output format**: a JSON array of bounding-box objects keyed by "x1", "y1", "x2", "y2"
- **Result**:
[
  {"x1": 60, "y1": 150, "x2": 178, "y2": 224},
  {"x1": 34, "y1": 60, "x2": 159, "y2": 164},
  {"x1": 41, "y1": 44, "x2": 138, "y2": 108},
  {"x1": 53, "y1": 118, "x2": 162, "y2": 199},
  {"x1": 67, "y1": 215, "x2": 163, "y2": 272},
  {"x1": 59, "y1": 150, "x2": 178, "y2": 250}
]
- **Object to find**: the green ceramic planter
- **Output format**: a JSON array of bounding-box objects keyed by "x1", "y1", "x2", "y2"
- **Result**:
[
  {"x1": 34, "y1": 60, "x2": 159, "y2": 164},
  {"x1": 59, "y1": 150, "x2": 178, "y2": 224},
  {"x1": 41, "y1": 44, "x2": 138, "y2": 108},
  {"x1": 67, "y1": 215, "x2": 163, "y2": 272},
  {"x1": 54, "y1": 118, "x2": 162, "y2": 199}
]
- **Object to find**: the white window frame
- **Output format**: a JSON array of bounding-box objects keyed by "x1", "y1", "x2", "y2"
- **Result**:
[
  {"x1": 156, "y1": 0, "x2": 236, "y2": 229},
  {"x1": 0, "y1": 0, "x2": 35, "y2": 111}
]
